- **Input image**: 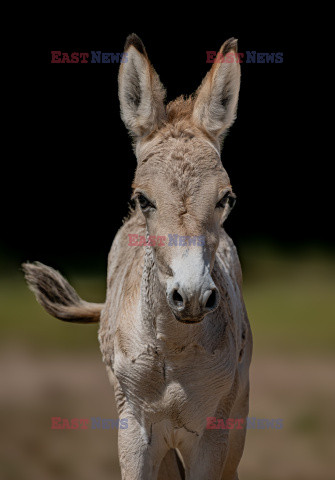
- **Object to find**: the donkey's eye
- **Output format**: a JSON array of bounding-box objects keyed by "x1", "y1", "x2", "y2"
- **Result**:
[
  {"x1": 216, "y1": 192, "x2": 236, "y2": 210},
  {"x1": 137, "y1": 194, "x2": 155, "y2": 211}
]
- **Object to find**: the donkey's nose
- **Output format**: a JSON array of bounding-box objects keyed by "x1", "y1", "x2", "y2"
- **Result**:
[
  {"x1": 201, "y1": 287, "x2": 219, "y2": 311},
  {"x1": 167, "y1": 284, "x2": 219, "y2": 323},
  {"x1": 170, "y1": 288, "x2": 185, "y2": 309}
]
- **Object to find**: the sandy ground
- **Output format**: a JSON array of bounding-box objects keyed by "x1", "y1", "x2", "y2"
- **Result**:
[{"x1": 1, "y1": 344, "x2": 334, "y2": 480}]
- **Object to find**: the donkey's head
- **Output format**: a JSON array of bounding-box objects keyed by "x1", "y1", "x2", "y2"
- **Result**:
[{"x1": 119, "y1": 34, "x2": 240, "y2": 323}]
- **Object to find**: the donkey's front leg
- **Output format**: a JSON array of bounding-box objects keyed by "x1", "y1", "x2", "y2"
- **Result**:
[
  {"x1": 178, "y1": 429, "x2": 231, "y2": 480},
  {"x1": 117, "y1": 411, "x2": 169, "y2": 480}
]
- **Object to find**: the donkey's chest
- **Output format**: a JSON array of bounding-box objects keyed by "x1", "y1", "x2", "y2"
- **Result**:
[{"x1": 113, "y1": 342, "x2": 236, "y2": 422}]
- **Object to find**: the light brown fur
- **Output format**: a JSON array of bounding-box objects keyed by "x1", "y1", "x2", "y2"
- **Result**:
[{"x1": 23, "y1": 33, "x2": 252, "y2": 480}]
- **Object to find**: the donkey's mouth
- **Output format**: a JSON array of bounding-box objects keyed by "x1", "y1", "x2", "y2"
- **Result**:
[{"x1": 172, "y1": 312, "x2": 206, "y2": 324}]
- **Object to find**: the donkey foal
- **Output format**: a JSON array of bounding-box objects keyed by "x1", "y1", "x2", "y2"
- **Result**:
[{"x1": 23, "y1": 33, "x2": 252, "y2": 480}]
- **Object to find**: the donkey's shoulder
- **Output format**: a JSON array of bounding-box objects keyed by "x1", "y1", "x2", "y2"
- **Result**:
[
  {"x1": 107, "y1": 209, "x2": 146, "y2": 274},
  {"x1": 99, "y1": 211, "x2": 145, "y2": 366}
]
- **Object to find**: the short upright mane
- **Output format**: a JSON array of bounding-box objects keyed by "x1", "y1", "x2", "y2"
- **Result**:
[{"x1": 166, "y1": 96, "x2": 195, "y2": 123}]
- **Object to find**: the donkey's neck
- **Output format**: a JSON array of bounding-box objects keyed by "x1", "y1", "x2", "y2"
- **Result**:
[{"x1": 140, "y1": 245, "x2": 206, "y2": 351}]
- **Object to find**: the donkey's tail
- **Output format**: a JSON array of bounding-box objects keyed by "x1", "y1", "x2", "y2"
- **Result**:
[{"x1": 22, "y1": 262, "x2": 103, "y2": 323}]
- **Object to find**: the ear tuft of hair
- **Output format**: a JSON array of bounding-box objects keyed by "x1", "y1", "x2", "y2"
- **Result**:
[
  {"x1": 221, "y1": 37, "x2": 238, "y2": 56},
  {"x1": 124, "y1": 33, "x2": 147, "y2": 56},
  {"x1": 22, "y1": 262, "x2": 103, "y2": 323}
]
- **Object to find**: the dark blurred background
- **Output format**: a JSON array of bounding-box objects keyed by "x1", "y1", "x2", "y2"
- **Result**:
[
  {"x1": 1, "y1": 12, "x2": 334, "y2": 480},
  {"x1": 2, "y1": 15, "x2": 331, "y2": 272}
]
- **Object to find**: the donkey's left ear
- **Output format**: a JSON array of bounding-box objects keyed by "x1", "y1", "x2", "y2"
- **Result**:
[
  {"x1": 192, "y1": 38, "x2": 241, "y2": 146},
  {"x1": 118, "y1": 33, "x2": 166, "y2": 140}
]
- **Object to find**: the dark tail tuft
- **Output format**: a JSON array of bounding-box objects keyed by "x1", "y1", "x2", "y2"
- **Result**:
[{"x1": 22, "y1": 262, "x2": 103, "y2": 323}]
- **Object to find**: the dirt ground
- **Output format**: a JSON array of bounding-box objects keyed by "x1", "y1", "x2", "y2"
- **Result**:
[{"x1": 1, "y1": 343, "x2": 334, "y2": 480}]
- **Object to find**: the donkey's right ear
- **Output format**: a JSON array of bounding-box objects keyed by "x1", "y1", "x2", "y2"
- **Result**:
[{"x1": 118, "y1": 34, "x2": 166, "y2": 140}]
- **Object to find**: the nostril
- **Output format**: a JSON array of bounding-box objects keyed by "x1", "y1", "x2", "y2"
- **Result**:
[
  {"x1": 205, "y1": 289, "x2": 218, "y2": 310},
  {"x1": 172, "y1": 289, "x2": 184, "y2": 308}
]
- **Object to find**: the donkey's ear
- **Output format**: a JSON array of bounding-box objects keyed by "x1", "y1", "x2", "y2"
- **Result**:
[
  {"x1": 118, "y1": 34, "x2": 166, "y2": 140},
  {"x1": 192, "y1": 38, "x2": 241, "y2": 145}
]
